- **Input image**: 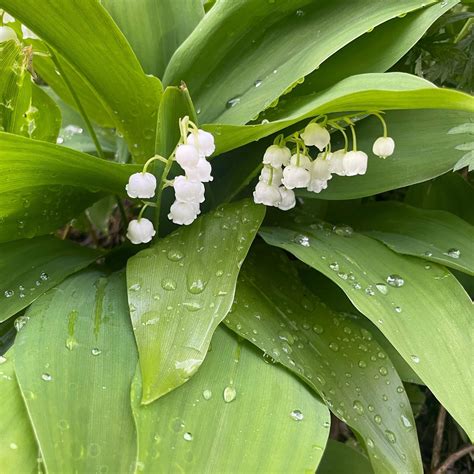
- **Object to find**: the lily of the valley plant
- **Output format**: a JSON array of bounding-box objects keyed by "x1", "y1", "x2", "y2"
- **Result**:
[{"x1": 0, "y1": 1, "x2": 472, "y2": 473}]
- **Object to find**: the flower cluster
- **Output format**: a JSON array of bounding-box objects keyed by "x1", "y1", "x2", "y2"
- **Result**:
[
  {"x1": 253, "y1": 114, "x2": 395, "y2": 210},
  {"x1": 0, "y1": 12, "x2": 38, "y2": 40},
  {"x1": 125, "y1": 117, "x2": 214, "y2": 245}
]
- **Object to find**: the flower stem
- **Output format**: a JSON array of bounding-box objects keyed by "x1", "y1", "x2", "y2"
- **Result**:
[{"x1": 371, "y1": 111, "x2": 388, "y2": 137}]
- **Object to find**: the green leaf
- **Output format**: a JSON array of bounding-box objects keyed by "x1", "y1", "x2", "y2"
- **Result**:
[
  {"x1": 453, "y1": 150, "x2": 474, "y2": 172},
  {"x1": 206, "y1": 73, "x2": 473, "y2": 155},
  {"x1": 317, "y1": 440, "x2": 373, "y2": 474},
  {"x1": 102, "y1": 0, "x2": 204, "y2": 78},
  {"x1": 405, "y1": 173, "x2": 474, "y2": 226},
  {"x1": 127, "y1": 199, "x2": 264, "y2": 404},
  {"x1": 338, "y1": 201, "x2": 474, "y2": 275},
  {"x1": 0, "y1": 350, "x2": 38, "y2": 473},
  {"x1": 30, "y1": 85, "x2": 61, "y2": 143},
  {"x1": 0, "y1": 132, "x2": 139, "y2": 242},
  {"x1": 164, "y1": 0, "x2": 440, "y2": 124},
  {"x1": 0, "y1": 236, "x2": 101, "y2": 323},
  {"x1": 0, "y1": 0, "x2": 162, "y2": 162},
  {"x1": 260, "y1": 221, "x2": 474, "y2": 439},
  {"x1": 131, "y1": 326, "x2": 330, "y2": 473},
  {"x1": 225, "y1": 245, "x2": 422, "y2": 473},
  {"x1": 14, "y1": 271, "x2": 138, "y2": 473}
]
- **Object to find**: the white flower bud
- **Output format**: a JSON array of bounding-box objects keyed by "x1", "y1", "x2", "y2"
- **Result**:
[
  {"x1": 127, "y1": 218, "x2": 156, "y2": 244},
  {"x1": 278, "y1": 187, "x2": 296, "y2": 211},
  {"x1": 282, "y1": 165, "x2": 311, "y2": 189},
  {"x1": 2, "y1": 13, "x2": 15, "y2": 24},
  {"x1": 259, "y1": 165, "x2": 283, "y2": 185},
  {"x1": 21, "y1": 25, "x2": 37, "y2": 39},
  {"x1": 183, "y1": 157, "x2": 213, "y2": 182},
  {"x1": 327, "y1": 149, "x2": 346, "y2": 176},
  {"x1": 311, "y1": 156, "x2": 332, "y2": 181},
  {"x1": 0, "y1": 26, "x2": 17, "y2": 43},
  {"x1": 372, "y1": 137, "x2": 395, "y2": 158},
  {"x1": 168, "y1": 201, "x2": 200, "y2": 225},
  {"x1": 263, "y1": 145, "x2": 291, "y2": 167},
  {"x1": 173, "y1": 175, "x2": 205, "y2": 203},
  {"x1": 253, "y1": 182, "x2": 281, "y2": 206},
  {"x1": 289, "y1": 153, "x2": 312, "y2": 170},
  {"x1": 186, "y1": 129, "x2": 215, "y2": 157},
  {"x1": 126, "y1": 172, "x2": 157, "y2": 199},
  {"x1": 301, "y1": 122, "x2": 331, "y2": 151},
  {"x1": 307, "y1": 179, "x2": 328, "y2": 193},
  {"x1": 176, "y1": 144, "x2": 200, "y2": 169},
  {"x1": 343, "y1": 151, "x2": 368, "y2": 176}
]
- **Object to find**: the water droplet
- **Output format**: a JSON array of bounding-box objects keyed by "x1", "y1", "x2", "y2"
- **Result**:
[
  {"x1": 254, "y1": 80, "x2": 262, "y2": 87},
  {"x1": 386, "y1": 274, "x2": 404, "y2": 288},
  {"x1": 296, "y1": 9, "x2": 305, "y2": 16},
  {"x1": 445, "y1": 248, "x2": 461, "y2": 259},
  {"x1": 365, "y1": 286, "x2": 375, "y2": 296},
  {"x1": 379, "y1": 366, "x2": 388, "y2": 376},
  {"x1": 394, "y1": 306, "x2": 402, "y2": 313},
  {"x1": 14, "y1": 316, "x2": 29, "y2": 332},
  {"x1": 400, "y1": 414, "x2": 413, "y2": 429},
  {"x1": 329, "y1": 262, "x2": 339, "y2": 272},
  {"x1": 366, "y1": 437, "x2": 375, "y2": 448},
  {"x1": 129, "y1": 283, "x2": 141, "y2": 292},
  {"x1": 91, "y1": 348, "x2": 102, "y2": 356},
  {"x1": 226, "y1": 97, "x2": 241, "y2": 109},
  {"x1": 396, "y1": 386, "x2": 405, "y2": 393},
  {"x1": 278, "y1": 331, "x2": 295, "y2": 345},
  {"x1": 188, "y1": 279, "x2": 206, "y2": 294},
  {"x1": 294, "y1": 234, "x2": 310, "y2": 247},
  {"x1": 375, "y1": 283, "x2": 388, "y2": 295},
  {"x1": 161, "y1": 278, "x2": 177, "y2": 291},
  {"x1": 41, "y1": 373, "x2": 52, "y2": 382},
  {"x1": 374, "y1": 414, "x2": 382, "y2": 424},
  {"x1": 384, "y1": 430, "x2": 396, "y2": 444},
  {"x1": 202, "y1": 389, "x2": 212, "y2": 400},
  {"x1": 329, "y1": 342, "x2": 339, "y2": 352},
  {"x1": 9, "y1": 443, "x2": 18, "y2": 450},
  {"x1": 167, "y1": 249, "x2": 184, "y2": 262},
  {"x1": 333, "y1": 225, "x2": 353, "y2": 237},
  {"x1": 358, "y1": 360, "x2": 367, "y2": 368},
  {"x1": 410, "y1": 355, "x2": 420, "y2": 364},
  {"x1": 424, "y1": 251, "x2": 433, "y2": 257},
  {"x1": 183, "y1": 432, "x2": 193, "y2": 441},
  {"x1": 352, "y1": 400, "x2": 364, "y2": 414},
  {"x1": 312, "y1": 324, "x2": 324, "y2": 334},
  {"x1": 290, "y1": 409, "x2": 304, "y2": 421},
  {"x1": 223, "y1": 386, "x2": 236, "y2": 403},
  {"x1": 40, "y1": 272, "x2": 49, "y2": 281},
  {"x1": 4, "y1": 289, "x2": 14, "y2": 298}
]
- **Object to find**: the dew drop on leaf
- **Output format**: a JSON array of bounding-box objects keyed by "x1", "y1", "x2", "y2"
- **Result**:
[{"x1": 290, "y1": 409, "x2": 304, "y2": 421}]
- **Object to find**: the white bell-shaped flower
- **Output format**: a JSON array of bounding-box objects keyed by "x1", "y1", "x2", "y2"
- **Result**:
[
  {"x1": 278, "y1": 187, "x2": 296, "y2": 211},
  {"x1": 259, "y1": 165, "x2": 283, "y2": 185},
  {"x1": 289, "y1": 153, "x2": 312, "y2": 170},
  {"x1": 21, "y1": 25, "x2": 37, "y2": 39},
  {"x1": 127, "y1": 218, "x2": 156, "y2": 244},
  {"x1": 0, "y1": 26, "x2": 17, "y2": 42},
  {"x1": 253, "y1": 182, "x2": 281, "y2": 206},
  {"x1": 327, "y1": 149, "x2": 346, "y2": 176},
  {"x1": 183, "y1": 157, "x2": 213, "y2": 182},
  {"x1": 372, "y1": 137, "x2": 395, "y2": 158},
  {"x1": 311, "y1": 156, "x2": 332, "y2": 181},
  {"x1": 301, "y1": 123, "x2": 331, "y2": 151},
  {"x1": 126, "y1": 172, "x2": 157, "y2": 199},
  {"x1": 307, "y1": 179, "x2": 328, "y2": 194},
  {"x1": 176, "y1": 144, "x2": 200, "y2": 169},
  {"x1": 263, "y1": 144, "x2": 291, "y2": 167},
  {"x1": 2, "y1": 13, "x2": 15, "y2": 23},
  {"x1": 168, "y1": 200, "x2": 200, "y2": 225},
  {"x1": 186, "y1": 129, "x2": 215, "y2": 157},
  {"x1": 282, "y1": 165, "x2": 311, "y2": 189},
  {"x1": 343, "y1": 151, "x2": 368, "y2": 176},
  {"x1": 173, "y1": 175, "x2": 205, "y2": 203}
]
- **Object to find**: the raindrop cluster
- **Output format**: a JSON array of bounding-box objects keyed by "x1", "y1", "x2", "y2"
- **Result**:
[{"x1": 253, "y1": 112, "x2": 395, "y2": 210}]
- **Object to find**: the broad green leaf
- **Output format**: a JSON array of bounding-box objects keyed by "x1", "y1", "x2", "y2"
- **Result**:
[
  {"x1": 317, "y1": 440, "x2": 373, "y2": 474},
  {"x1": 338, "y1": 202, "x2": 474, "y2": 275},
  {"x1": 30, "y1": 84, "x2": 61, "y2": 143},
  {"x1": 164, "y1": 0, "x2": 439, "y2": 124},
  {"x1": 0, "y1": 236, "x2": 101, "y2": 323},
  {"x1": 131, "y1": 326, "x2": 330, "y2": 473},
  {"x1": 0, "y1": 0, "x2": 162, "y2": 162},
  {"x1": 285, "y1": 0, "x2": 458, "y2": 97},
  {"x1": 127, "y1": 199, "x2": 264, "y2": 404},
  {"x1": 205, "y1": 73, "x2": 473, "y2": 155},
  {"x1": 260, "y1": 221, "x2": 473, "y2": 439},
  {"x1": 102, "y1": 0, "x2": 204, "y2": 78},
  {"x1": 405, "y1": 173, "x2": 474, "y2": 225},
  {"x1": 0, "y1": 350, "x2": 38, "y2": 473},
  {"x1": 0, "y1": 132, "x2": 139, "y2": 242},
  {"x1": 225, "y1": 246, "x2": 421, "y2": 473},
  {"x1": 14, "y1": 271, "x2": 138, "y2": 473}
]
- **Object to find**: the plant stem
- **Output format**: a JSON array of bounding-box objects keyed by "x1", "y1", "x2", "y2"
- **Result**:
[
  {"x1": 431, "y1": 406, "x2": 447, "y2": 471},
  {"x1": 433, "y1": 445, "x2": 474, "y2": 474}
]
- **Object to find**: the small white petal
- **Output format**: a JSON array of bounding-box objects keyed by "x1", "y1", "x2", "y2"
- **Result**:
[
  {"x1": 327, "y1": 149, "x2": 346, "y2": 176},
  {"x1": 186, "y1": 129, "x2": 215, "y2": 157},
  {"x1": 168, "y1": 201, "x2": 200, "y2": 225},
  {"x1": 176, "y1": 144, "x2": 200, "y2": 169},
  {"x1": 2, "y1": 13, "x2": 15, "y2": 24},
  {"x1": 126, "y1": 172, "x2": 157, "y2": 199},
  {"x1": 278, "y1": 187, "x2": 296, "y2": 211},
  {"x1": 173, "y1": 175, "x2": 205, "y2": 203},
  {"x1": 259, "y1": 165, "x2": 283, "y2": 185},
  {"x1": 307, "y1": 179, "x2": 328, "y2": 193},
  {"x1": 0, "y1": 26, "x2": 17, "y2": 43},
  {"x1": 343, "y1": 151, "x2": 368, "y2": 176},
  {"x1": 253, "y1": 182, "x2": 281, "y2": 206},
  {"x1": 311, "y1": 156, "x2": 332, "y2": 181},
  {"x1": 183, "y1": 157, "x2": 213, "y2": 182},
  {"x1": 262, "y1": 145, "x2": 291, "y2": 167},
  {"x1": 372, "y1": 137, "x2": 395, "y2": 158},
  {"x1": 127, "y1": 218, "x2": 156, "y2": 244},
  {"x1": 301, "y1": 123, "x2": 331, "y2": 151},
  {"x1": 21, "y1": 25, "x2": 37, "y2": 39},
  {"x1": 282, "y1": 165, "x2": 311, "y2": 189},
  {"x1": 289, "y1": 153, "x2": 312, "y2": 170}
]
